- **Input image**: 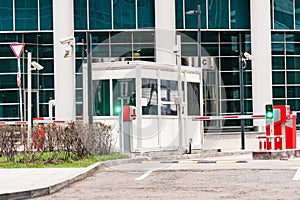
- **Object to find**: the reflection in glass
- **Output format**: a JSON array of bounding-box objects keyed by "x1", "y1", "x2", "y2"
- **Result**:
[{"x1": 142, "y1": 79, "x2": 158, "y2": 115}]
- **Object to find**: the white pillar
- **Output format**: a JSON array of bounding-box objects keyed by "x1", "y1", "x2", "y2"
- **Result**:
[
  {"x1": 53, "y1": 0, "x2": 75, "y2": 121},
  {"x1": 155, "y1": 0, "x2": 176, "y2": 65},
  {"x1": 251, "y1": 0, "x2": 272, "y2": 131}
]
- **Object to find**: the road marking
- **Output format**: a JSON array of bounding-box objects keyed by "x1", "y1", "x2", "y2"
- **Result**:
[
  {"x1": 216, "y1": 160, "x2": 236, "y2": 164},
  {"x1": 293, "y1": 168, "x2": 300, "y2": 180},
  {"x1": 135, "y1": 165, "x2": 167, "y2": 181},
  {"x1": 135, "y1": 170, "x2": 153, "y2": 181},
  {"x1": 178, "y1": 160, "x2": 198, "y2": 164}
]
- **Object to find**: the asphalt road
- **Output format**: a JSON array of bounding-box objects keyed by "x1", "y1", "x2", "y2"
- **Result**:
[{"x1": 32, "y1": 156, "x2": 300, "y2": 200}]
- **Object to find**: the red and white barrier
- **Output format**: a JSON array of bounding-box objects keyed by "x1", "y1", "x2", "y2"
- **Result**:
[
  {"x1": 0, "y1": 121, "x2": 27, "y2": 125},
  {"x1": 192, "y1": 115, "x2": 265, "y2": 121},
  {"x1": 32, "y1": 117, "x2": 68, "y2": 124}
]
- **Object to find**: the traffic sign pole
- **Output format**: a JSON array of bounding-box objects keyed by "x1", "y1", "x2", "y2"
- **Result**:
[
  {"x1": 17, "y1": 58, "x2": 23, "y2": 121},
  {"x1": 10, "y1": 43, "x2": 25, "y2": 122}
]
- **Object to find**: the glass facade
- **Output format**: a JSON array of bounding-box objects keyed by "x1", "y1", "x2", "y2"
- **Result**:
[
  {"x1": 176, "y1": 0, "x2": 250, "y2": 30},
  {"x1": 0, "y1": 0, "x2": 299, "y2": 126}
]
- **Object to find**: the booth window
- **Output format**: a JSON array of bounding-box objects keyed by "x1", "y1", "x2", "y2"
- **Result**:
[
  {"x1": 161, "y1": 80, "x2": 178, "y2": 115},
  {"x1": 142, "y1": 78, "x2": 158, "y2": 115},
  {"x1": 93, "y1": 80, "x2": 110, "y2": 116},
  {"x1": 187, "y1": 82, "x2": 200, "y2": 115},
  {"x1": 113, "y1": 78, "x2": 136, "y2": 116}
]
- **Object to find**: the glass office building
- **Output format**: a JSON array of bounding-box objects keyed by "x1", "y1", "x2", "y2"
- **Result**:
[{"x1": 0, "y1": 0, "x2": 298, "y2": 129}]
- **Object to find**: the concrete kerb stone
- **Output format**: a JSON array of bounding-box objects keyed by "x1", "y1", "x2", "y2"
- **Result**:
[{"x1": 0, "y1": 157, "x2": 148, "y2": 200}]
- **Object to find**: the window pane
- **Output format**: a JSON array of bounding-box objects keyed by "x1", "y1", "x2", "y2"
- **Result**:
[
  {"x1": 220, "y1": 32, "x2": 239, "y2": 42},
  {"x1": 287, "y1": 57, "x2": 300, "y2": 69},
  {"x1": 273, "y1": 86, "x2": 285, "y2": 98},
  {"x1": 224, "y1": 87, "x2": 240, "y2": 99},
  {"x1": 221, "y1": 72, "x2": 239, "y2": 85},
  {"x1": 272, "y1": 56, "x2": 285, "y2": 70},
  {"x1": 202, "y1": 44, "x2": 219, "y2": 56},
  {"x1": 286, "y1": 33, "x2": 300, "y2": 42},
  {"x1": 138, "y1": 0, "x2": 154, "y2": 28},
  {"x1": 182, "y1": 44, "x2": 197, "y2": 56},
  {"x1": 230, "y1": 0, "x2": 250, "y2": 29},
  {"x1": 39, "y1": 90, "x2": 54, "y2": 103},
  {"x1": 287, "y1": 86, "x2": 300, "y2": 98},
  {"x1": 221, "y1": 57, "x2": 239, "y2": 71},
  {"x1": 0, "y1": 91, "x2": 18, "y2": 103},
  {"x1": 92, "y1": 45, "x2": 110, "y2": 57},
  {"x1": 220, "y1": 44, "x2": 239, "y2": 56},
  {"x1": 40, "y1": 0, "x2": 53, "y2": 30},
  {"x1": 272, "y1": 32, "x2": 284, "y2": 41},
  {"x1": 113, "y1": 0, "x2": 136, "y2": 29},
  {"x1": 176, "y1": 0, "x2": 183, "y2": 29},
  {"x1": 89, "y1": 0, "x2": 112, "y2": 29},
  {"x1": 161, "y1": 80, "x2": 178, "y2": 115},
  {"x1": 272, "y1": 71, "x2": 285, "y2": 84},
  {"x1": 272, "y1": 43, "x2": 284, "y2": 55},
  {"x1": 221, "y1": 100, "x2": 240, "y2": 113},
  {"x1": 202, "y1": 31, "x2": 219, "y2": 42},
  {"x1": 142, "y1": 79, "x2": 158, "y2": 115},
  {"x1": 0, "y1": 75, "x2": 18, "y2": 89},
  {"x1": 133, "y1": 31, "x2": 154, "y2": 43},
  {"x1": 208, "y1": 0, "x2": 229, "y2": 29},
  {"x1": 286, "y1": 43, "x2": 300, "y2": 55},
  {"x1": 287, "y1": 99, "x2": 300, "y2": 111},
  {"x1": 111, "y1": 32, "x2": 132, "y2": 43},
  {"x1": 296, "y1": 0, "x2": 300, "y2": 29},
  {"x1": 187, "y1": 82, "x2": 200, "y2": 115},
  {"x1": 0, "y1": 105, "x2": 19, "y2": 118},
  {"x1": 93, "y1": 80, "x2": 110, "y2": 116},
  {"x1": 0, "y1": 0, "x2": 13, "y2": 31},
  {"x1": 74, "y1": 0, "x2": 87, "y2": 30},
  {"x1": 0, "y1": 59, "x2": 17, "y2": 73},
  {"x1": 113, "y1": 78, "x2": 136, "y2": 115},
  {"x1": 274, "y1": 0, "x2": 294, "y2": 29},
  {"x1": 40, "y1": 75, "x2": 54, "y2": 89},
  {"x1": 15, "y1": 0, "x2": 38, "y2": 30},
  {"x1": 287, "y1": 71, "x2": 300, "y2": 84},
  {"x1": 111, "y1": 44, "x2": 132, "y2": 57},
  {"x1": 185, "y1": 0, "x2": 206, "y2": 29}
]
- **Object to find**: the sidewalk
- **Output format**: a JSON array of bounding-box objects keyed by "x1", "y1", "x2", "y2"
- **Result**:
[
  {"x1": 0, "y1": 158, "x2": 147, "y2": 200},
  {"x1": 0, "y1": 132, "x2": 298, "y2": 199}
]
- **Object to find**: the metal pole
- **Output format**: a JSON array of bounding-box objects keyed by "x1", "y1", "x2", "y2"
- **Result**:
[
  {"x1": 27, "y1": 52, "x2": 32, "y2": 147},
  {"x1": 118, "y1": 98, "x2": 124, "y2": 154},
  {"x1": 176, "y1": 35, "x2": 183, "y2": 151},
  {"x1": 82, "y1": 38, "x2": 88, "y2": 123},
  {"x1": 239, "y1": 53, "x2": 245, "y2": 150},
  {"x1": 197, "y1": 4, "x2": 201, "y2": 68},
  {"x1": 86, "y1": 32, "x2": 93, "y2": 124},
  {"x1": 197, "y1": 5, "x2": 204, "y2": 148},
  {"x1": 18, "y1": 58, "x2": 23, "y2": 122}
]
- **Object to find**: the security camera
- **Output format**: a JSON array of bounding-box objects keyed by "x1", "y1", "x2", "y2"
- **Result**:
[
  {"x1": 244, "y1": 52, "x2": 253, "y2": 60},
  {"x1": 31, "y1": 61, "x2": 44, "y2": 70},
  {"x1": 59, "y1": 36, "x2": 74, "y2": 46}
]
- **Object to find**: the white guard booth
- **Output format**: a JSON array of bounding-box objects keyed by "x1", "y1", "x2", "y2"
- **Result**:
[{"x1": 91, "y1": 61, "x2": 202, "y2": 153}]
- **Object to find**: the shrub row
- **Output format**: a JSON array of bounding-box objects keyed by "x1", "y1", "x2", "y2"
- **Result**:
[{"x1": 0, "y1": 122, "x2": 113, "y2": 163}]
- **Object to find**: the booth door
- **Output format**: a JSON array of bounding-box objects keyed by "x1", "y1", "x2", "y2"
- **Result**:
[{"x1": 203, "y1": 68, "x2": 220, "y2": 128}]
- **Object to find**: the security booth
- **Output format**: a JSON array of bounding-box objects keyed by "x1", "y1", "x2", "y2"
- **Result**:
[{"x1": 91, "y1": 61, "x2": 203, "y2": 153}]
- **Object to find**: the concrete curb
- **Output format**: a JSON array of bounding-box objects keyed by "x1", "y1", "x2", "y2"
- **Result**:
[{"x1": 0, "y1": 157, "x2": 148, "y2": 200}]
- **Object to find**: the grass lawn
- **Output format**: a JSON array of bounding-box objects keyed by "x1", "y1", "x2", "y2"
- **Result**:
[{"x1": 0, "y1": 152, "x2": 129, "y2": 168}]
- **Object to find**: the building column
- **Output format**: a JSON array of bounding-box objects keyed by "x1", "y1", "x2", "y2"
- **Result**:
[
  {"x1": 53, "y1": 0, "x2": 75, "y2": 121},
  {"x1": 251, "y1": 0, "x2": 272, "y2": 131},
  {"x1": 155, "y1": 0, "x2": 177, "y2": 65}
]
